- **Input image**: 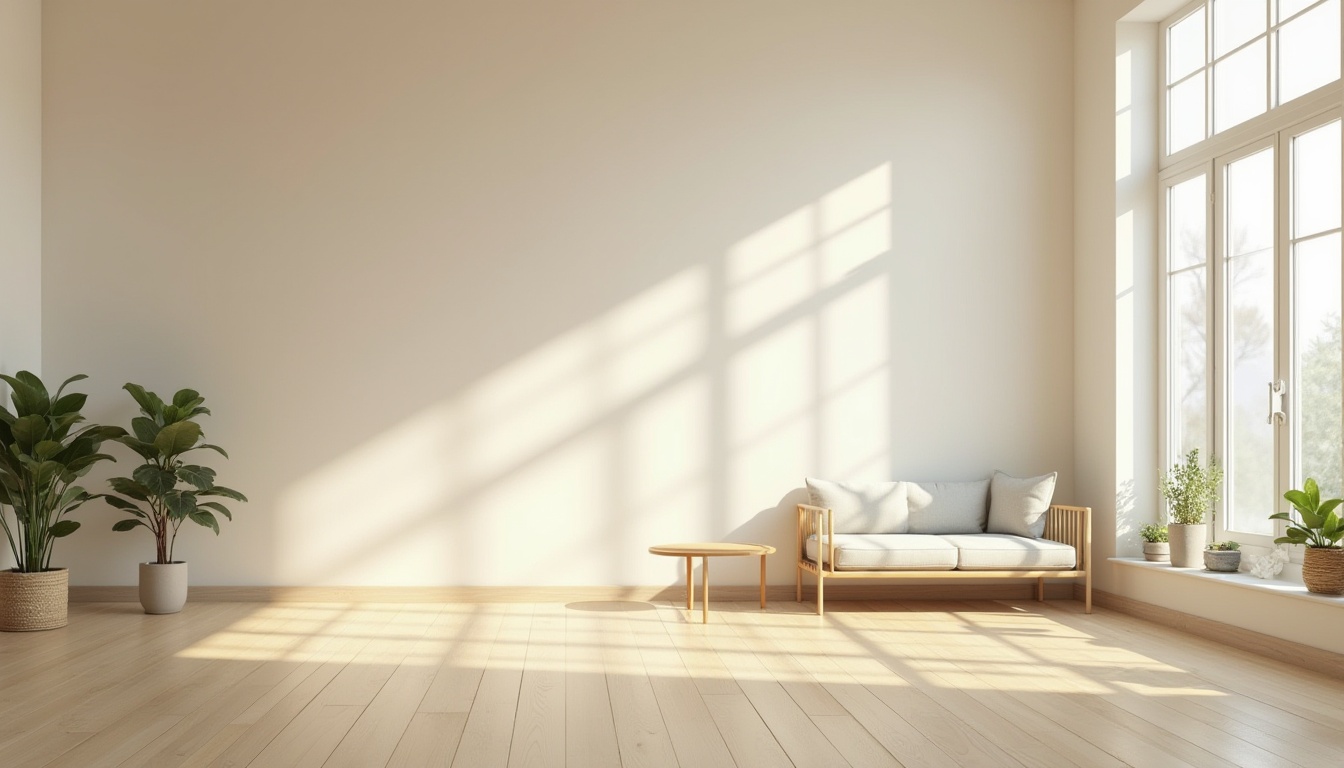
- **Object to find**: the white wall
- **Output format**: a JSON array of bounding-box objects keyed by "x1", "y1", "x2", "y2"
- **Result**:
[
  {"x1": 0, "y1": 0, "x2": 42, "y2": 378},
  {"x1": 0, "y1": 0, "x2": 43, "y2": 570},
  {"x1": 43, "y1": 0, "x2": 1076, "y2": 588}
]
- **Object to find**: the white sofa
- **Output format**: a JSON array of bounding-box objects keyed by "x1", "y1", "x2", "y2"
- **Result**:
[{"x1": 795, "y1": 474, "x2": 1092, "y2": 615}]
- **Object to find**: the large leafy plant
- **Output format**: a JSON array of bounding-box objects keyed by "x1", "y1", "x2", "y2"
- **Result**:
[
  {"x1": 102, "y1": 385, "x2": 245, "y2": 564},
  {"x1": 1272, "y1": 478, "x2": 1344, "y2": 548},
  {"x1": 0, "y1": 372, "x2": 124, "y2": 572},
  {"x1": 1159, "y1": 448, "x2": 1224, "y2": 525}
]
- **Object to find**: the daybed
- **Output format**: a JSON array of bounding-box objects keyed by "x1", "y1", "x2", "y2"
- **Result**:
[{"x1": 795, "y1": 473, "x2": 1092, "y2": 615}]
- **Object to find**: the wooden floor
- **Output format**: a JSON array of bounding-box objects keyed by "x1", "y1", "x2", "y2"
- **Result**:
[{"x1": 1, "y1": 598, "x2": 1342, "y2": 768}]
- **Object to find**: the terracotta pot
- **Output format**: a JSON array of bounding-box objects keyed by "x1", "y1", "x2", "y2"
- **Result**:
[
  {"x1": 1167, "y1": 523, "x2": 1207, "y2": 568},
  {"x1": 1143, "y1": 542, "x2": 1170, "y2": 562},
  {"x1": 0, "y1": 568, "x2": 69, "y2": 631},
  {"x1": 140, "y1": 562, "x2": 188, "y2": 614},
  {"x1": 1302, "y1": 548, "x2": 1344, "y2": 595},
  {"x1": 1203, "y1": 550, "x2": 1241, "y2": 572}
]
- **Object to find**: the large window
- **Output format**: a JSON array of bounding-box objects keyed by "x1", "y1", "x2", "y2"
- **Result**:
[
  {"x1": 1166, "y1": 0, "x2": 1341, "y2": 155},
  {"x1": 1161, "y1": 1, "x2": 1342, "y2": 547}
]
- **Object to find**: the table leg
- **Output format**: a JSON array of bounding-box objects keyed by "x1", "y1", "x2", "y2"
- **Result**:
[
  {"x1": 760, "y1": 554, "x2": 767, "y2": 609},
  {"x1": 686, "y1": 557, "x2": 693, "y2": 611},
  {"x1": 702, "y1": 556, "x2": 709, "y2": 624}
]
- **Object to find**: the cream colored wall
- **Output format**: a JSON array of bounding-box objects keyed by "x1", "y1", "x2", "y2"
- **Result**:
[
  {"x1": 43, "y1": 0, "x2": 1075, "y2": 587},
  {"x1": 0, "y1": 0, "x2": 43, "y2": 379}
]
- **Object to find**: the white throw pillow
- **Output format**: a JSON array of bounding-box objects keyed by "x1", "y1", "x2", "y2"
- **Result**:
[
  {"x1": 805, "y1": 478, "x2": 909, "y2": 534},
  {"x1": 906, "y1": 480, "x2": 991, "y2": 534},
  {"x1": 986, "y1": 470, "x2": 1058, "y2": 538}
]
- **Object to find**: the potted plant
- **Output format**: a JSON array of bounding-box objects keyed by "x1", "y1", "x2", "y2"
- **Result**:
[
  {"x1": 1140, "y1": 524, "x2": 1169, "y2": 562},
  {"x1": 0, "y1": 372, "x2": 124, "y2": 631},
  {"x1": 1159, "y1": 448, "x2": 1223, "y2": 567},
  {"x1": 101, "y1": 384, "x2": 245, "y2": 614},
  {"x1": 1204, "y1": 540, "x2": 1240, "y2": 572},
  {"x1": 1271, "y1": 478, "x2": 1344, "y2": 595}
]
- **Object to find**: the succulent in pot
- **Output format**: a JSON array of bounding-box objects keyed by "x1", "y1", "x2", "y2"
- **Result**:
[
  {"x1": 1271, "y1": 478, "x2": 1344, "y2": 595},
  {"x1": 101, "y1": 384, "x2": 245, "y2": 614},
  {"x1": 0, "y1": 372, "x2": 125, "y2": 631},
  {"x1": 1139, "y1": 523, "x2": 1170, "y2": 562},
  {"x1": 1203, "y1": 540, "x2": 1240, "y2": 572},
  {"x1": 1160, "y1": 449, "x2": 1223, "y2": 567}
]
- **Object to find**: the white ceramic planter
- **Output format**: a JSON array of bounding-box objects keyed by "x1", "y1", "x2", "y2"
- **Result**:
[
  {"x1": 1142, "y1": 542, "x2": 1170, "y2": 562},
  {"x1": 1167, "y1": 523, "x2": 1207, "y2": 568},
  {"x1": 139, "y1": 562, "x2": 188, "y2": 615}
]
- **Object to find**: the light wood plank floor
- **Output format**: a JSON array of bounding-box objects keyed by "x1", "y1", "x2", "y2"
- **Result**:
[{"x1": 1, "y1": 598, "x2": 1341, "y2": 767}]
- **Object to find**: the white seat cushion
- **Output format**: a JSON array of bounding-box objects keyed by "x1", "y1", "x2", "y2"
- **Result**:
[
  {"x1": 939, "y1": 534, "x2": 1077, "y2": 570},
  {"x1": 806, "y1": 534, "x2": 958, "y2": 571}
]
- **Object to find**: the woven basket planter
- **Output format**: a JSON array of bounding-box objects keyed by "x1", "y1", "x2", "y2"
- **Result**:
[
  {"x1": 1302, "y1": 548, "x2": 1344, "y2": 595},
  {"x1": 0, "y1": 568, "x2": 69, "y2": 631}
]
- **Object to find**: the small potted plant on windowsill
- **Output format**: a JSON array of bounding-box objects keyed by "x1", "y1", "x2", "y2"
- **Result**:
[
  {"x1": 1271, "y1": 478, "x2": 1344, "y2": 595},
  {"x1": 101, "y1": 384, "x2": 245, "y2": 615},
  {"x1": 1140, "y1": 524, "x2": 1169, "y2": 562},
  {"x1": 1204, "y1": 540, "x2": 1240, "y2": 572},
  {"x1": 1160, "y1": 449, "x2": 1223, "y2": 568}
]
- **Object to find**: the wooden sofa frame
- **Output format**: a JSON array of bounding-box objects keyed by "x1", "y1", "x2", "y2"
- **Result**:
[{"x1": 795, "y1": 503, "x2": 1092, "y2": 616}]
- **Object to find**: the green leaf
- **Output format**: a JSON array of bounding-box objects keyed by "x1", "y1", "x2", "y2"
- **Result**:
[
  {"x1": 188, "y1": 509, "x2": 219, "y2": 534},
  {"x1": 172, "y1": 389, "x2": 202, "y2": 409},
  {"x1": 1301, "y1": 507, "x2": 1325, "y2": 529},
  {"x1": 1, "y1": 372, "x2": 49, "y2": 416},
  {"x1": 51, "y1": 373, "x2": 88, "y2": 402},
  {"x1": 109, "y1": 477, "x2": 151, "y2": 501},
  {"x1": 131, "y1": 417, "x2": 160, "y2": 444},
  {"x1": 153, "y1": 421, "x2": 202, "y2": 457},
  {"x1": 1268, "y1": 512, "x2": 1292, "y2": 521},
  {"x1": 134, "y1": 465, "x2": 178, "y2": 496},
  {"x1": 51, "y1": 392, "x2": 88, "y2": 417},
  {"x1": 162, "y1": 405, "x2": 182, "y2": 424},
  {"x1": 189, "y1": 443, "x2": 229, "y2": 459},
  {"x1": 112, "y1": 519, "x2": 144, "y2": 532},
  {"x1": 116, "y1": 437, "x2": 159, "y2": 461},
  {"x1": 123, "y1": 383, "x2": 164, "y2": 417},
  {"x1": 49, "y1": 519, "x2": 80, "y2": 538},
  {"x1": 1284, "y1": 489, "x2": 1312, "y2": 513},
  {"x1": 1319, "y1": 498, "x2": 1343, "y2": 517},
  {"x1": 11, "y1": 414, "x2": 48, "y2": 451},
  {"x1": 33, "y1": 440, "x2": 64, "y2": 461},
  {"x1": 165, "y1": 489, "x2": 197, "y2": 519},
  {"x1": 201, "y1": 485, "x2": 246, "y2": 502},
  {"x1": 176, "y1": 465, "x2": 216, "y2": 490},
  {"x1": 197, "y1": 500, "x2": 233, "y2": 521},
  {"x1": 102, "y1": 495, "x2": 146, "y2": 515}
]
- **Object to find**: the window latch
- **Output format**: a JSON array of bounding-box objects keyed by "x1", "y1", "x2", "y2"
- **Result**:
[{"x1": 1268, "y1": 380, "x2": 1286, "y2": 425}]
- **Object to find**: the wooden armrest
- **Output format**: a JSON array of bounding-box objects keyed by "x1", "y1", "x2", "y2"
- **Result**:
[{"x1": 795, "y1": 503, "x2": 835, "y2": 572}]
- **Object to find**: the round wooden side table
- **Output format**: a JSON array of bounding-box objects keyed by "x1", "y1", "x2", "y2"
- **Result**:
[{"x1": 648, "y1": 542, "x2": 775, "y2": 624}]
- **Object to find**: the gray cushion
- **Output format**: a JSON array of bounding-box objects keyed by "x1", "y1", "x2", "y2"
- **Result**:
[
  {"x1": 805, "y1": 534, "x2": 958, "y2": 570},
  {"x1": 940, "y1": 534, "x2": 1077, "y2": 570},
  {"x1": 805, "y1": 478, "x2": 909, "y2": 534},
  {"x1": 906, "y1": 480, "x2": 990, "y2": 534},
  {"x1": 986, "y1": 471, "x2": 1057, "y2": 538}
]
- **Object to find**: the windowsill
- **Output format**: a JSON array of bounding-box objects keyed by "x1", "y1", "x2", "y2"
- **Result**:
[{"x1": 1110, "y1": 557, "x2": 1344, "y2": 609}]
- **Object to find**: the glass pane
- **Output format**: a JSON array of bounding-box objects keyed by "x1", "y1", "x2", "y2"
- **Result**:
[
  {"x1": 1294, "y1": 233, "x2": 1343, "y2": 499},
  {"x1": 1171, "y1": 269, "x2": 1210, "y2": 459},
  {"x1": 1226, "y1": 148, "x2": 1275, "y2": 257},
  {"x1": 1169, "y1": 75, "x2": 1207, "y2": 154},
  {"x1": 1170, "y1": 7, "x2": 1207, "y2": 84},
  {"x1": 1171, "y1": 175, "x2": 1209, "y2": 270},
  {"x1": 1214, "y1": 38, "x2": 1268, "y2": 132},
  {"x1": 1224, "y1": 148, "x2": 1277, "y2": 537},
  {"x1": 1214, "y1": 0, "x2": 1267, "y2": 58},
  {"x1": 1279, "y1": 0, "x2": 1320, "y2": 21},
  {"x1": 1226, "y1": 251, "x2": 1277, "y2": 535},
  {"x1": 1278, "y1": 0, "x2": 1341, "y2": 104},
  {"x1": 1295, "y1": 119, "x2": 1343, "y2": 238}
]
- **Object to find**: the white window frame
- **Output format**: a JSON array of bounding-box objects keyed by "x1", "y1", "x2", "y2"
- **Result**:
[{"x1": 1159, "y1": 0, "x2": 1343, "y2": 552}]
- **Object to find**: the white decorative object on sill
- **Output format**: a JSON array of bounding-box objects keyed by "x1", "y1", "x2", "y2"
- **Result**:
[{"x1": 1249, "y1": 547, "x2": 1290, "y2": 579}]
